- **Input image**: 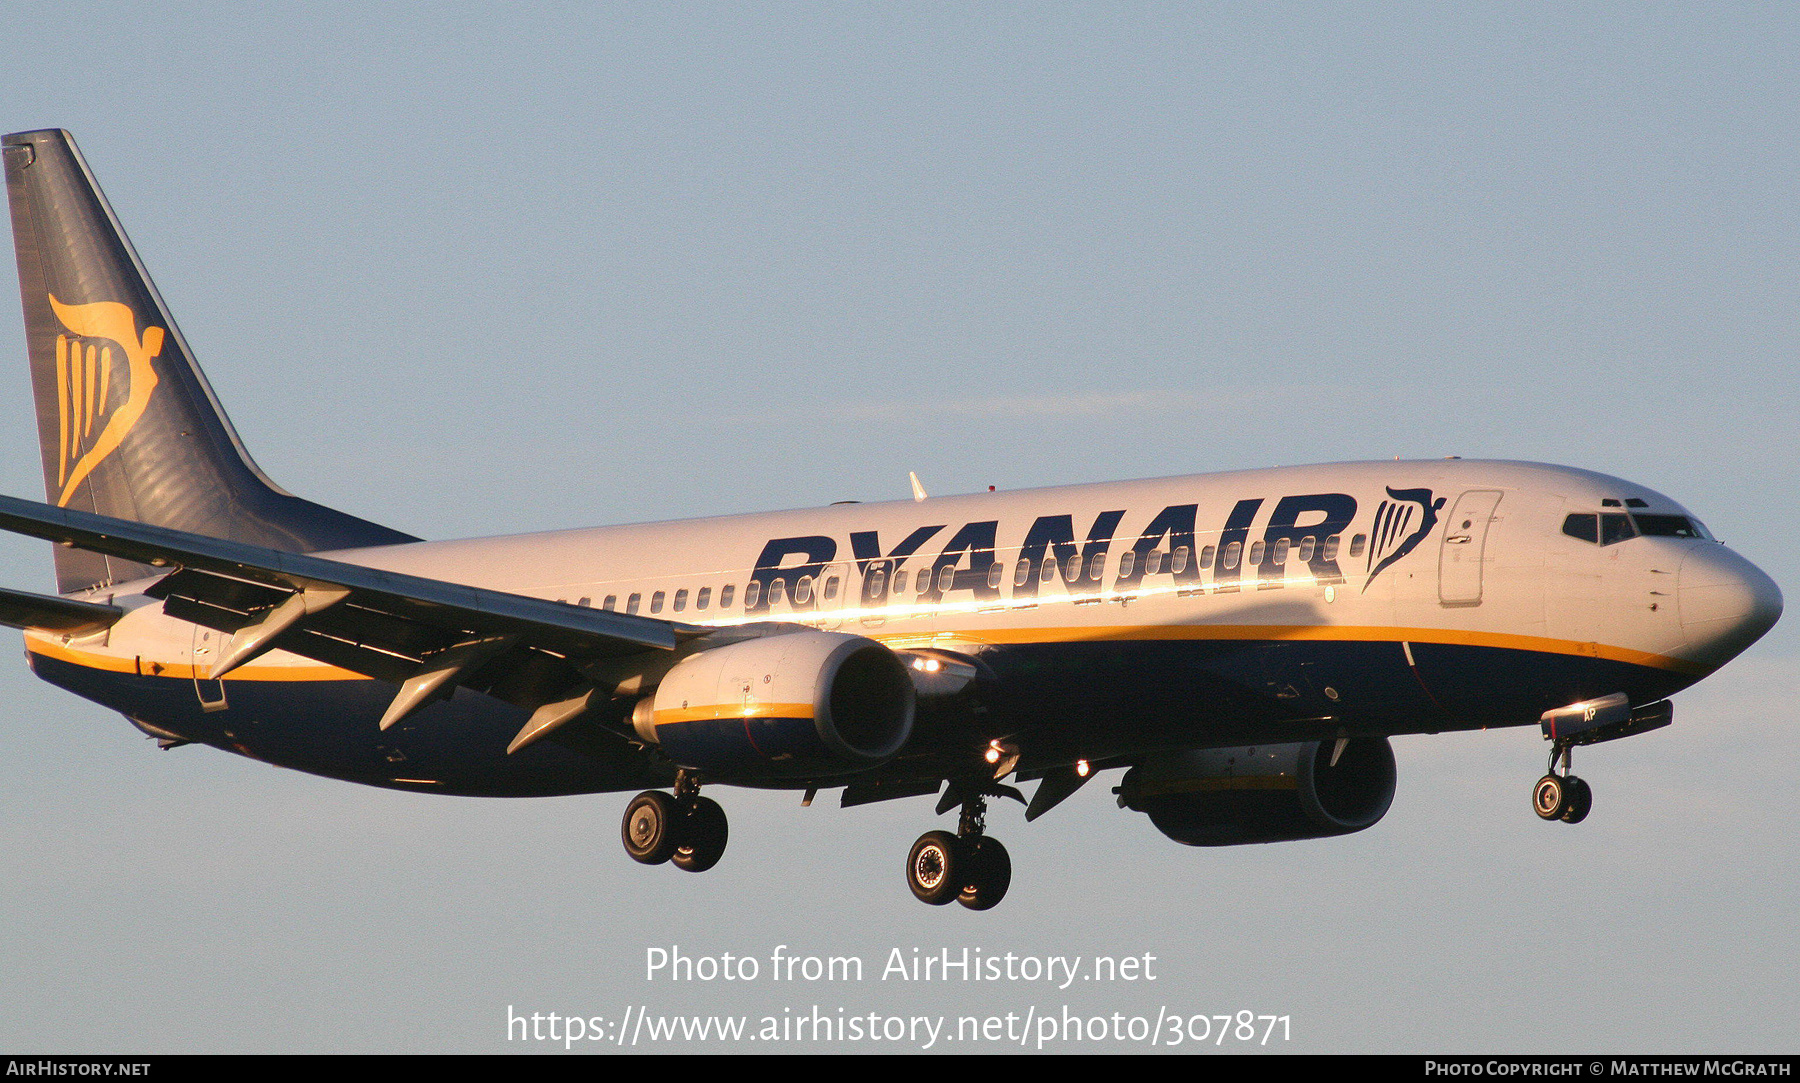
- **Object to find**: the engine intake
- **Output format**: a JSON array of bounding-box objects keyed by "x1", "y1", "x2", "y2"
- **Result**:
[
  {"x1": 1119, "y1": 737, "x2": 1396, "y2": 846},
  {"x1": 635, "y1": 630, "x2": 914, "y2": 778}
]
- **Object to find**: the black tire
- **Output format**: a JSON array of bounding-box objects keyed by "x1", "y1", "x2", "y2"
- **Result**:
[
  {"x1": 1560, "y1": 776, "x2": 1592, "y2": 825},
  {"x1": 907, "y1": 830, "x2": 961, "y2": 905},
  {"x1": 1532, "y1": 774, "x2": 1567, "y2": 820},
  {"x1": 957, "y1": 836, "x2": 1012, "y2": 912},
  {"x1": 671, "y1": 796, "x2": 729, "y2": 873},
  {"x1": 622, "y1": 790, "x2": 680, "y2": 865}
]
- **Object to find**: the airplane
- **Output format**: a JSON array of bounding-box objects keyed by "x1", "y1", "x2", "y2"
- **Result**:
[{"x1": 0, "y1": 128, "x2": 1783, "y2": 911}]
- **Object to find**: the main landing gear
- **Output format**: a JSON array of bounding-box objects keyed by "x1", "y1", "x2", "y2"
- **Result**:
[
  {"x1": 622, "y1": 773, "x2": 729, "y2": 872},
  {"x1": 906, "y1": 793, "x2": 1012, "y2": 911},
  {"x1": 1532, "y1": 743, "x2": 1592, "y2": 824}
]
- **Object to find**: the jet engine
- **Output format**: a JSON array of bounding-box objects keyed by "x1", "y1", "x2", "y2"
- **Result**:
[
  {"x1": 633, "y1": 630, "x2": 915, "y2": 778},
  {"x1": 1118, "y1": 737, "x2": 1396, "y2": 846}
]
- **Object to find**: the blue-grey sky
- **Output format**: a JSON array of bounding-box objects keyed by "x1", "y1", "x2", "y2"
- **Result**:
[{"x1": 1, "y1": 4, "x2": 1794, "y2": 1053}]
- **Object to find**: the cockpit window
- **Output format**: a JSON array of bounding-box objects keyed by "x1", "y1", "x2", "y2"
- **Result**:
[
  {"x1": 1564, "y1": 511, "x2": 1640, "y2": 546},
  {"x1": 1562, "y1": 513, "x2": 1598, "y2": 543},
  {"x1": 1631, "y1": 514, "x2": 1710, "y2": 539},
  {"x1": 1599, "y1": 513, "x2": 1636, "y2": 545}
]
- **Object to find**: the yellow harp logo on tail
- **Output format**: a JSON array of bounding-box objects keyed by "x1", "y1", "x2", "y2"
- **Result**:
[{"x1": 48, "y1": 294, "x2": 163, "y2": 507}]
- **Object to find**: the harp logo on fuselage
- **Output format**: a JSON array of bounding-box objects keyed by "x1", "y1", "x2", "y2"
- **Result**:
[
  {"x1": 47, "y1": 294, "x2": 163, "y2": 507},
  {"x1": 1362, "y1": 486, "x2": 1446, "y2": 591}
]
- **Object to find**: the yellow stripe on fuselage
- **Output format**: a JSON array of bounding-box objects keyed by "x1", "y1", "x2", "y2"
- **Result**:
[
  {"x1": 25, "y1": 621, "x2": 1700, "y2": 686},
  {"x1": 931, "y1": 623, "x2": 1703, "y2": 676},
  {"x1": 25, "y1": 635, "x2": 365, "y2": 682}
]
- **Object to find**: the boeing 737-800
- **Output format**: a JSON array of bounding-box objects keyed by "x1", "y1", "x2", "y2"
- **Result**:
[{"x1": 1, "y1": 129, "x2": 1782, "y2": 910}]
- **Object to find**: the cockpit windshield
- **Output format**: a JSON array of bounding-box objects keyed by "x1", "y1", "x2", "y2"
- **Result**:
[{"x1": 1562, "y1": 510, "x2": 1712, "y2": 545}]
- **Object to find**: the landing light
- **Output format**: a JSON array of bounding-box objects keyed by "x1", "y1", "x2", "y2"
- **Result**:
[{"x1": 1076, "y1": 759, "x2": 1090, "y2": 778}]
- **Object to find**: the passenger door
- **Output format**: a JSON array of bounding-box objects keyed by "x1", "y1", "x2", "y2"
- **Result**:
[{"x1": 1438, "y1": 490, "x2": 1503, "y2": 607}]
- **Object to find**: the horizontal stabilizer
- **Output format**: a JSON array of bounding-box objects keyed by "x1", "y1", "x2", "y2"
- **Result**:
[{"x1": 0, "y1": 585, "x2": 122, "y2": 635}]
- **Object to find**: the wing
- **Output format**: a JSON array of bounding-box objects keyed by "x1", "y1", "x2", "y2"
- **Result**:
[{"x1": 0, "y1": 493, "x2": 700, "y2": 750}]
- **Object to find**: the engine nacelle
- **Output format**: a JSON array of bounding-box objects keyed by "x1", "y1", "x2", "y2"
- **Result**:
[
  {"x1": 1118, "y1": 737, "x2": 1396, "y2": 846},
  {"x1": 634, "y1": 630, "x2": 915, "y2": 778}
]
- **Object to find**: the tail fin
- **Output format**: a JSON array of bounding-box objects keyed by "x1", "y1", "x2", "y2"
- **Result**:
[{"x1": 3, "y1": 129, "x2": 417, "y2": 593}]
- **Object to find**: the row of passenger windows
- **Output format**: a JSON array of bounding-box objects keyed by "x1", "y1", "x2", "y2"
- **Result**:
[
  {"x1": 568, "y1": 532, "x2": 1366, "y2": 615},
  {"x1": 587, "y1": 584, "x2": 742, "y2": 616},
  {"x1": 1562, "y1": 511, "x2": 1711, "y2": 546}
]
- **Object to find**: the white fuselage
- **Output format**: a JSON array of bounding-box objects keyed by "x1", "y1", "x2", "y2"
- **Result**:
[{"x1": 39, "y1": 458, "x2": 1774, "y2": 729}]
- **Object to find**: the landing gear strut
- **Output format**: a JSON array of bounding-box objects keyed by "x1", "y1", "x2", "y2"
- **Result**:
[
  {"x1": 1532, "y1": 743, "x2": 1592, "y2": 824},
  {"x1": 622, "y1": 772, "x2": 729, "y2": 872},
  {"x1": 906, "y1": 793, "x2": 1012, "y2": 910}
]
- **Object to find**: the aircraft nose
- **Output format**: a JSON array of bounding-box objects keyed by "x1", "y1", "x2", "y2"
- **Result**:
[{"x1": 1677, "y1": 544, "x2": 1783, "y2": 668}]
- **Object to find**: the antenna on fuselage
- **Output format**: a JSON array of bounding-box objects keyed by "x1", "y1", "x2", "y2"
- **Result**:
[{"x1": 909, "y1": 472, "x2": 928, "y2": 502}]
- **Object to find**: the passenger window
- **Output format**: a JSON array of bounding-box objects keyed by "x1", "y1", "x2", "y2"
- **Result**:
[
  {"x1": 1600, "y1": 513, "x2": 1636, "y2": 546},
  {"x1": 1248, "y1": 540, "x2": 1265, "y2": 565},
  {"x1": 986, "y1": 564, "x2": 1002, "y2": 589},
  {"x1": 743, "y1": 581, "x2": 760, "y2": 608},
  {"x1": 868, "y1": 569, "x2": 887, "y2": 596},
  {"x1": 1118, "y1": 551, "x2": 1136, "y2": 578},
  {"x1": 794, "y1": 576, "x2": 813, "y2": 604},
  {"x1": 673, "y1": 589, "x2": 688, "y2": 612},
  {"x1": 650, "y1": 591, "x2": 665, "y2": 614},
  {"x1": 1040, "y1": 558, "x2": 1056, "y2": 582},
  {"x1": 1562, "y1": 514, "x2": 1598, "y2": 543},
  {"x1": 937, "y1": 566, "x2": 955, "y2": 592},
  {"x1": 824, "y1": 575, "x2": 840, "y2": 601},
  {"x1": 720, "y1": 584, "x2": 735, "y2": 608},
  {"x1": 602, "y1": 595, "x2": 617, "y2": 611},
  {"x1": 1348, "y1": 534, "x2": 1366, "y2": 558},
  {"x1": 696, "y1": 587, "x2": 711, "y2": 610},
  {"x1": 1222, "y1": 542, "x2": 1241, "y2": 570},
  {"x1": 578, "y1": 597, "x2": 591, "y2": 607},
  {"x1": 627, "y1": 593, "x2": 641, "y2": 615},
  {"x1": 1321, "y1": 536, "x2": 1339, "y2": 561},
  {"x1": 1145, "y1": 550, "x2": 1164, "y2": 576},
  {"x1": 770, "y1": 579, "x2": 788, "y2": 606},
  {"x1": 892, "y1": 570, "x2": 908, "y2": 595},
  {"x1": 1087, "y1": 552, "x2": 1105, "y2": 579},
  {"x1": 1270, "y1": 538, "x2": 1289, "y2": 565},
  {"x1": 1064, "y1": 554, "x2": 1082, "y2": 581},
  {"x1": 1297, "y1": 536, "x2": 1315, "y2": 563},
  {"x1": 1014, "y1": 559, "x2": 1031, "y2": 587},
  {"x1": 1199, "y1": 545, "x2": 1215, "y2": 570}
]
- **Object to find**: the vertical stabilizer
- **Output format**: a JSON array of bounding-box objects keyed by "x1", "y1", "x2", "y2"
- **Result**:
[{"x1": 4, "y1": 129, "x2": 417, "y2": 593}]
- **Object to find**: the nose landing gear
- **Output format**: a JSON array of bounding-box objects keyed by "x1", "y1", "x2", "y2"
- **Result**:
[{"x1": 1532, "y1": 744, "x2": 1592, "y2": 824}]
